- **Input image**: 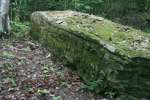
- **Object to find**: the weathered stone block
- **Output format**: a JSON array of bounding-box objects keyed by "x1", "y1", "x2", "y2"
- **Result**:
[{"x1": 31, "y1": 10, "x2": 150, "y2": 98}]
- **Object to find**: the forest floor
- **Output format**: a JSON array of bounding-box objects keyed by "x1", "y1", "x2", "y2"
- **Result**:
[{"x1": 0, "y1": 39, "x2": 102, "y2": 100}]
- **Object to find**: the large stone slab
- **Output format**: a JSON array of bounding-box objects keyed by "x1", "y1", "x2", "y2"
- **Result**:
[{"x1": 31, "y1": 10, "x2": 150, "y2": 98}]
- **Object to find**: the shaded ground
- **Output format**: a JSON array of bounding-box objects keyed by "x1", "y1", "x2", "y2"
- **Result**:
[{"x1": 0, "y1": 39, "x2": 101, "y2": 100}]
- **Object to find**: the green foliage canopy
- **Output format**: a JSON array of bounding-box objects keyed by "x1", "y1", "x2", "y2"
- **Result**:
[{"x1": 10, "y1": 0, "x2": 150, "y2": 21}]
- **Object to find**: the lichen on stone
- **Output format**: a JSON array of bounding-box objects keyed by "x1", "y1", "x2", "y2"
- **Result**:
[{"x1": 31, "y1": 10, "x2": 150, "y2": 98}]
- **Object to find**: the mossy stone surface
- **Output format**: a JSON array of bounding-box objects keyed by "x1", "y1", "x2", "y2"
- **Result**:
[{"x1": 31, "y1": 10, "x2": 150, "y2": 98}]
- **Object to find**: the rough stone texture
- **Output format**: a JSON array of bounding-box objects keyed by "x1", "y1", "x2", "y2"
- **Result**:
[{"x1": 31, "y1": 10, "x2": 150, "y2": 98}]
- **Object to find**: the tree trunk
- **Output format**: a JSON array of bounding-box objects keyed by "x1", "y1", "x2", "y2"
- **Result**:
[{"x1": 0, "y1": 0, "x2": 10, "y2": 37}]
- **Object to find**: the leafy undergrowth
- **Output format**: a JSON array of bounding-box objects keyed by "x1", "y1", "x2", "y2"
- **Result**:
[
  {"x1": 0, "y1": 39, "x2": 102, "y2": 100},
  {"x1": 11, "y1": 21, "x2": 30, "y2": 39}
]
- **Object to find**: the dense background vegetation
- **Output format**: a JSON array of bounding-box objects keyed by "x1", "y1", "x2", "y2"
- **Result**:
[
  {"x1": 10, "y1": 0, "x2": 150, "y2": 37},
  {"x1": 10, "y1": 0, "x2": 150, "y2": 21}
]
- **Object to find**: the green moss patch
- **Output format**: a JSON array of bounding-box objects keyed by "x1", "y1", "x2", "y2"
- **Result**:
[{"x1": 31, "y1": 10, "x2": 150, "y2": 98}]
